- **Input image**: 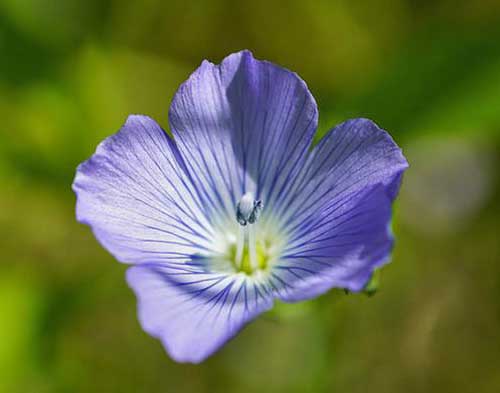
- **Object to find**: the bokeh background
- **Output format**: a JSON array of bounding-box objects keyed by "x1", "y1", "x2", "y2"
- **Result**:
[{"x1": 1, "y1": 1, "x2": 500, "y2": 392}]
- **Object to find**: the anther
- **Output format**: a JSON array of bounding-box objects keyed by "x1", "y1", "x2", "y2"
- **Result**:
[{"x1": 236, "y1": 193, "x2": 263, "y2": 226}]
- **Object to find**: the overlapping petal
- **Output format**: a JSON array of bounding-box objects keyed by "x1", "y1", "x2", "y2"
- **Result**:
[
  {"x1": 271, "y1": 119, "x2": 408, "y2": 301},
  {"x1": 72, "y1": 115, "x2": 213, "y2": 265},
  {"x1": 168, "y1": 50, "x2": 318, "y2": 217},
  {"x1": 127, "y1": 266, "x2": 273, "y2": 363}
]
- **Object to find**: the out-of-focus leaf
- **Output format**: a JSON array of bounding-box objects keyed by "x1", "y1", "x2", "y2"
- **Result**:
[
  {"x1": 0, "y1": 272, "x2": 44, "y2": 392},
  {"x1": 318, "y1": 29, "x2": 500, "y2": 141}
]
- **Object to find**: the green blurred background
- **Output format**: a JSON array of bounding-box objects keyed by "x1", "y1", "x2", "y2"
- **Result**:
[{"x1": 1, "y1": 1, "x2": 500, "y2": 392}]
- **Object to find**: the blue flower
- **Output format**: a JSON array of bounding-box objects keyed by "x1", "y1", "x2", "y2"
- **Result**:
[{"x1": 72, "y1": 50, "x2": 408, "y2": 363}]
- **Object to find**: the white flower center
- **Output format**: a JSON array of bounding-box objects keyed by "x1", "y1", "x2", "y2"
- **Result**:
[{"x1": 208, "y1": 193, "x2": 286, "y2": 276}]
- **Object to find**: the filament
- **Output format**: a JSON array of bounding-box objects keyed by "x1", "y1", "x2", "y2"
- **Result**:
[
  {"x1": 248, "y1": 223, "x2": 257, "y2": 271},
  {"x1": 235, "y1": 225, "x2": 245, "y2": 268}
]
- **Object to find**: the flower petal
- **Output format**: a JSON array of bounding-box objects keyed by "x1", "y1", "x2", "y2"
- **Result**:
[
  {"x1": 126, "y1": 265, "x2": 274, "y2": 363},
  {"x1": 271, "y1": 119, "x2": 408, "y2": 301},
  {"x1": 168, "y1": 50, "x2": 318, "y2": 217},
  {"x1": 72, "y1": 115, "x2": 213, "y2": 266}
]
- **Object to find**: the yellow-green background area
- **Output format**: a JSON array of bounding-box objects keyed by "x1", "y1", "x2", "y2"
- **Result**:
[{"x1": 1, "y1": 1, "x2": 499, "y2": 392}]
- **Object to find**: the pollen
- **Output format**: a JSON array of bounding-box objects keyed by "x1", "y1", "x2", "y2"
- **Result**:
[{"x1": 236, "y1": 192, "x2": 263, "y2": 226}]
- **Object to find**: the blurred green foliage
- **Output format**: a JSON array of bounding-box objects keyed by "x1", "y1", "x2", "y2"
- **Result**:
[{"x1": 1, "y1": 1, "x2": 500, "y2": 392}]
